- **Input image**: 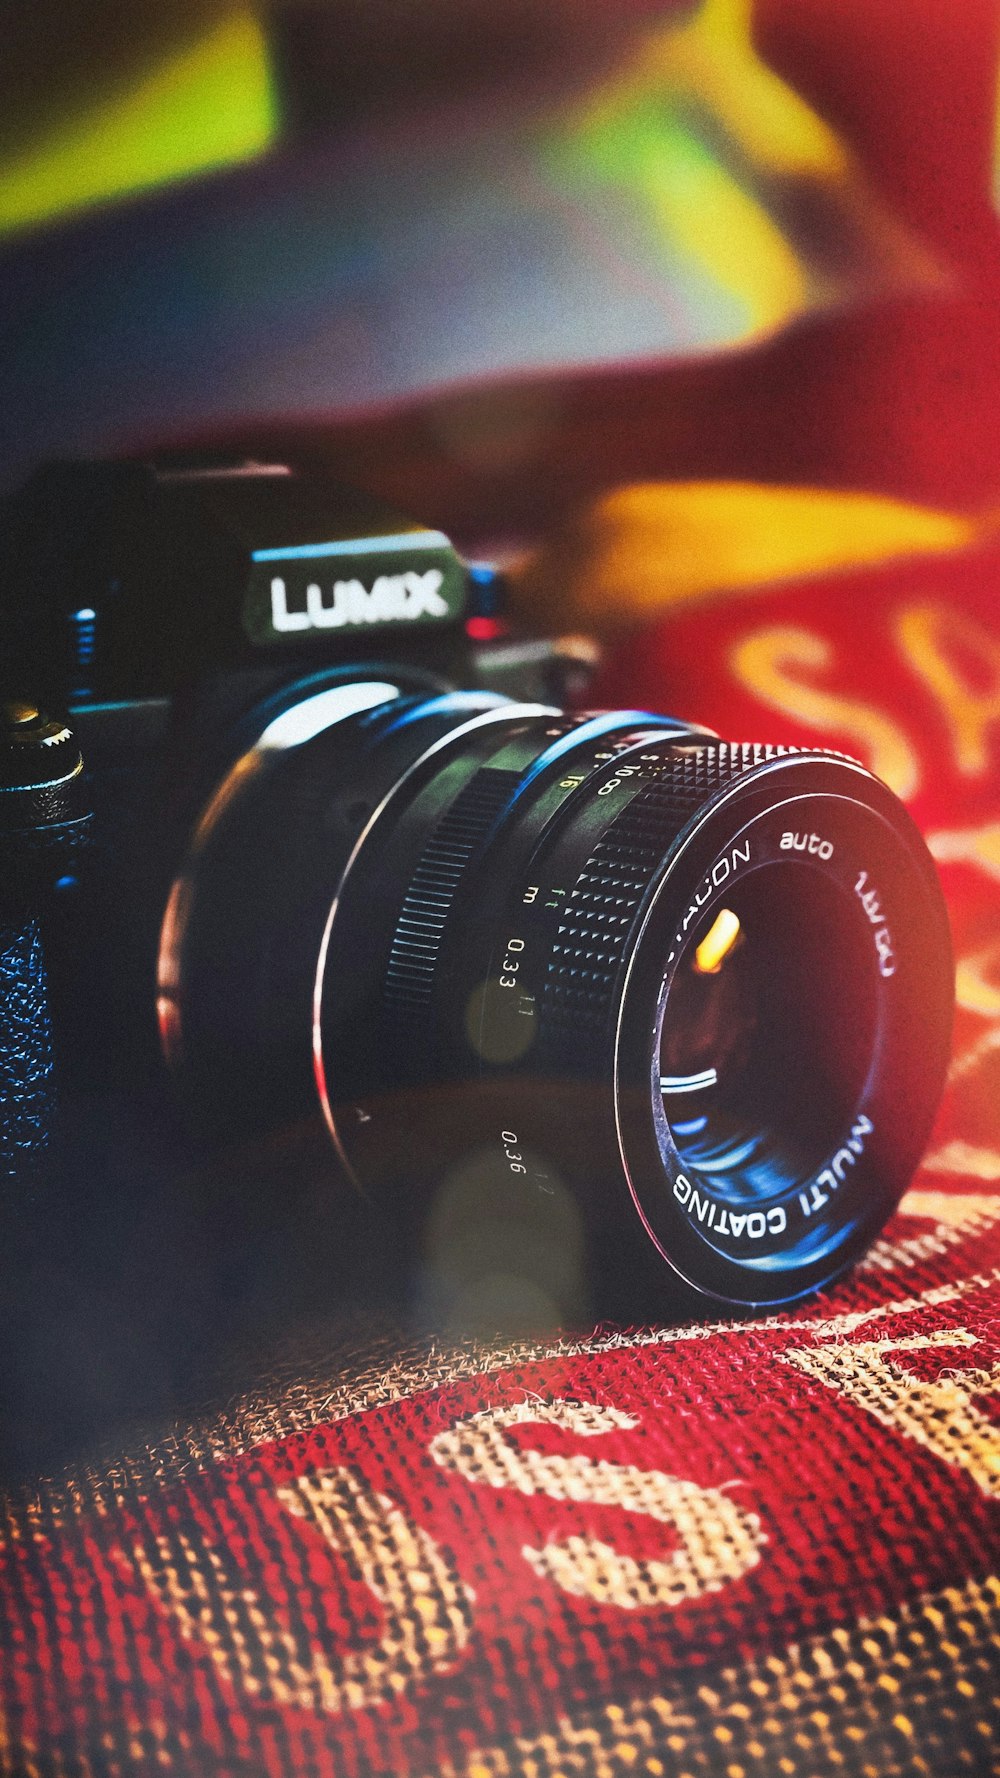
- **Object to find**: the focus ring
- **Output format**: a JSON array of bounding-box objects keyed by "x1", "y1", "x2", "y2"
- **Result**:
[
  {"x1": 384, "y1": 768, "x2": 521, "y2": 1007},
  {"x1": 542, "y1": 743, "x2": 793, "y2": 1039}
]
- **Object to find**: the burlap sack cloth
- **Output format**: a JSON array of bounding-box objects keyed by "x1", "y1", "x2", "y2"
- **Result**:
[{"x1": 1, "y1": 519, "x2": 998, "y2": 1775}]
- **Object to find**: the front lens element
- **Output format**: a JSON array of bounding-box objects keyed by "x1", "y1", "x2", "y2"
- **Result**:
[{"x1": 659, "y1": 865, "x2": 877, "y2": 1207}]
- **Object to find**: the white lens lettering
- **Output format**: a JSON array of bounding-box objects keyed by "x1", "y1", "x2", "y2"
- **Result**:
[{"x1": 779, "y1": 830, "x2": 834, "y2": 860}]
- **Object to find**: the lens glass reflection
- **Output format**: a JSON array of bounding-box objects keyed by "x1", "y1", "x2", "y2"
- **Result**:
[{"x1": 658, "y1": 865, "x2": 877, "y2": 1205}]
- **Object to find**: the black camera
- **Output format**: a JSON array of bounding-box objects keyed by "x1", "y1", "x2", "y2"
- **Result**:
[{"x1": 0, "y1": 458, "x2": 953, "y2": 1320}]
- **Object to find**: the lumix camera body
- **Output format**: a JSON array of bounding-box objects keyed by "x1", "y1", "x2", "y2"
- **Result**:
[{"x1": 0, "y1": 459, "x2": 954, "y2": 1320}]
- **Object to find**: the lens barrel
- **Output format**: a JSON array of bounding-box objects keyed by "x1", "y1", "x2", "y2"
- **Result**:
[{"x1": 162, "y1": 680, "x2": 953, "y2": 1313}]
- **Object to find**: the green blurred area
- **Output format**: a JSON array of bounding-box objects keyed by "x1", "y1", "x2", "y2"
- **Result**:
[{"x1": 0, "y1": 0, "x2": 276, "y2": 235}]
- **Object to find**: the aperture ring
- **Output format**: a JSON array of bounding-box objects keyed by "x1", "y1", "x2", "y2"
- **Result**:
[{"x1": 541, "y1": 743, "x2": 794, "y2": 1042}]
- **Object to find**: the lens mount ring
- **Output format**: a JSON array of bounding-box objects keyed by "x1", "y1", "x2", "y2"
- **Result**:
[{"x1": 160, "y1": 678, "x2": 534, "y2": 1122}]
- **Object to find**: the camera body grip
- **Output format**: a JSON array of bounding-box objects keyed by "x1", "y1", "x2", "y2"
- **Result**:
[{"x1": 0, "y1": 702, "x2": 91, "y2": 1210}]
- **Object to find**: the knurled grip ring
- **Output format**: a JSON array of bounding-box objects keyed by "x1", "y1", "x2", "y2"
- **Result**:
[{"x1": 541, "y1": 743, "x2": 794, "y2": 1034}]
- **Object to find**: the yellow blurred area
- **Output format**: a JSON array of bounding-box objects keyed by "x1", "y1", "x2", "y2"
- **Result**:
[
  {"x1": 0, "y1": 5, "x2": 275, "y2": 236},
  {"x1": 640, "y1": 121, "x2": 808, "y2": 337},
  {"x1": 510, "y1": 483, "x2": 977, "y2": 633},
  {"x1": 661, "y1": 0, "x2": 849, "y2": 183}
]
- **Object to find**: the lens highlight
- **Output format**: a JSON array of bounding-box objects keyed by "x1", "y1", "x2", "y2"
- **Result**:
[{"x1": 694, "y1": 907, "x2": 742, "y2": 974}]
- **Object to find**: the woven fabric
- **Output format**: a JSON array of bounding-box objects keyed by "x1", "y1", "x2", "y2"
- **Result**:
[
  {"x1": 2, "y1": 547, "x2": 999, "y2": 1775},
  {"x1": 1, "y1": 1236, "x2": 997, "y2": 1775}
]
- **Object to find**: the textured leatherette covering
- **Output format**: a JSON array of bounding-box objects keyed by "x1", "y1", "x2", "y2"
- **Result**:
[{"x1": 0, "y1": 917, "x2": 53, "y2": 1204}]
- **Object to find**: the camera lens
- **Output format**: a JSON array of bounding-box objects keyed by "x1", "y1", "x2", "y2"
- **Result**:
[{"x1": 162, "y1": 681, "x2": 953, "y2": 1311}]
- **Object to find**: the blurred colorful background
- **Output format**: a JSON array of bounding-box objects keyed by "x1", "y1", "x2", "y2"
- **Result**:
[
  {"x1": 2, "y1": 0, "x2": 1000, "y2": 531},
  {"x1": 4, "y1": 0, "x2": 1000, "y2": 803}
]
